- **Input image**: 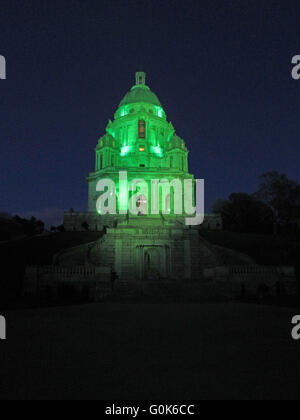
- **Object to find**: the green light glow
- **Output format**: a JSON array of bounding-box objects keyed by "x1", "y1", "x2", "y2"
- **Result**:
[
  {"x1": 88, "y1": 71, "x2": 193, "y2": 216},
  {"x1": 156, "y1": 106, "x2": 164, "y2": 118},
  {"x1": 120, "y1": 107, "x2": 127, "y2": 117},
  {"x1": 151, "y1": 145, "x2": 164, "y2": 157},
  {"x1": 120, "y1": 145, "x2": 131, "y2": 156}
]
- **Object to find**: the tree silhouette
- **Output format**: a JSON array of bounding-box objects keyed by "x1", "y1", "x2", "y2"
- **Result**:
[
  {"x1": 211, "y1": 193, "x2": 273, "y2": 233},
  {"x1": 254, "y1": 172, "x2": 300, "y2": 235}
]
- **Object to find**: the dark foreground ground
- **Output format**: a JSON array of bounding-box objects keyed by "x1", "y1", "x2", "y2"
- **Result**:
[{"x1": 0, "y1": 302, "x2": 299, "y2": 400}]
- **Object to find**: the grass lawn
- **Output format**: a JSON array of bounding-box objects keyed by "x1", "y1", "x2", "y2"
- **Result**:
[
  {"x1": 0, "y1": 231, "x2": 103, "y2": 265},
  {"x1": 0, "y1": 302, "x2": 299, "y2": 400},
  {"x1": 199, "y1": 230, "x2": 300, "y2": 269}
]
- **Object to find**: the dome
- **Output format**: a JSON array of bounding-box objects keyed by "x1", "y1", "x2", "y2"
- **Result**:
[
  {"x1": 168, "y1": 135, "x2": 186, "y2": 150},
  {"x1": 119, "y1": 86, "x2": 161, "y2": 107}
]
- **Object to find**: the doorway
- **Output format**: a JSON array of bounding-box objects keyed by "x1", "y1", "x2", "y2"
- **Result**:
[{"x1": 144, "y1": 247, "x2": 162, "y2": 280}]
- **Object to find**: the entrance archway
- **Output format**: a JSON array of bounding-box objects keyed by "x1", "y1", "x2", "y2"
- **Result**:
[
  {"x1": 144, "y1": 247, "x2": 161, "y2": 280},
  {"x1": 136, "y1": 245, "x2": 171, "y2": 281}
]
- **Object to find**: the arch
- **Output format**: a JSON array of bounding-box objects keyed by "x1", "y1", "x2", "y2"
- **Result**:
[{"x1": 138, "y1": 120, "x2": 146, "y2": 139}]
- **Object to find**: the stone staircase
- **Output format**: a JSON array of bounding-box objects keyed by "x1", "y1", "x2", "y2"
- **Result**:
[{"x1": 111, "y1": 279, "x2": 231, "y2": 302}]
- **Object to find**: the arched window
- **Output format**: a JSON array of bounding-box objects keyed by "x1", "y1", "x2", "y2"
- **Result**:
[
  {"x1": 138, "y1": 120, "x2": 146, "y2": 139},
  {"x1": 170, "y1": 156, "x2": 174, "y2": 168},
  {"x1": 111, "y1": 155, "x2": 115, "y2": 167},
  {"x1": 100, "y1": 154, "x2": 103, "y2": 169}
]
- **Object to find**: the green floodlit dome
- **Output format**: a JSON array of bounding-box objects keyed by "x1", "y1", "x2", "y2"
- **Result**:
[
  {"x1": 119, "y1": 86, "x2": 161, "y2": 107},
  {"x1": 119, "y1": 71, "x2": 162, "y2": 107}
]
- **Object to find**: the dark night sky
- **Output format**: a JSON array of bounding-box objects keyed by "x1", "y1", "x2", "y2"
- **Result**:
[{"x1": 1, "y1": 0, "x2": 299, "y2": 226}]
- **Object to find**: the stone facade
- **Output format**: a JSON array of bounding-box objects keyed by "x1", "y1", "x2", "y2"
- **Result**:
[
  {"x1": 23, "y1": 70, "x2": 297, "y2": 299},
  {"x1": 86, "y1": 217, "x2": 220, "y2": 282},
  {"x1": 86, "y1": 71, "x2": 192, "y2": 215},
  {"x1": 63, "y1": 212, "x2": 223, "y2": 232},
  {"x1": 63, "y1": 70, "x2": 222, "y2": 227}
]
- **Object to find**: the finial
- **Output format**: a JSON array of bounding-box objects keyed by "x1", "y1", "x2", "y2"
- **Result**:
[{"x1": 135, "y1": 70, "x2": 146, "y2": 86}]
